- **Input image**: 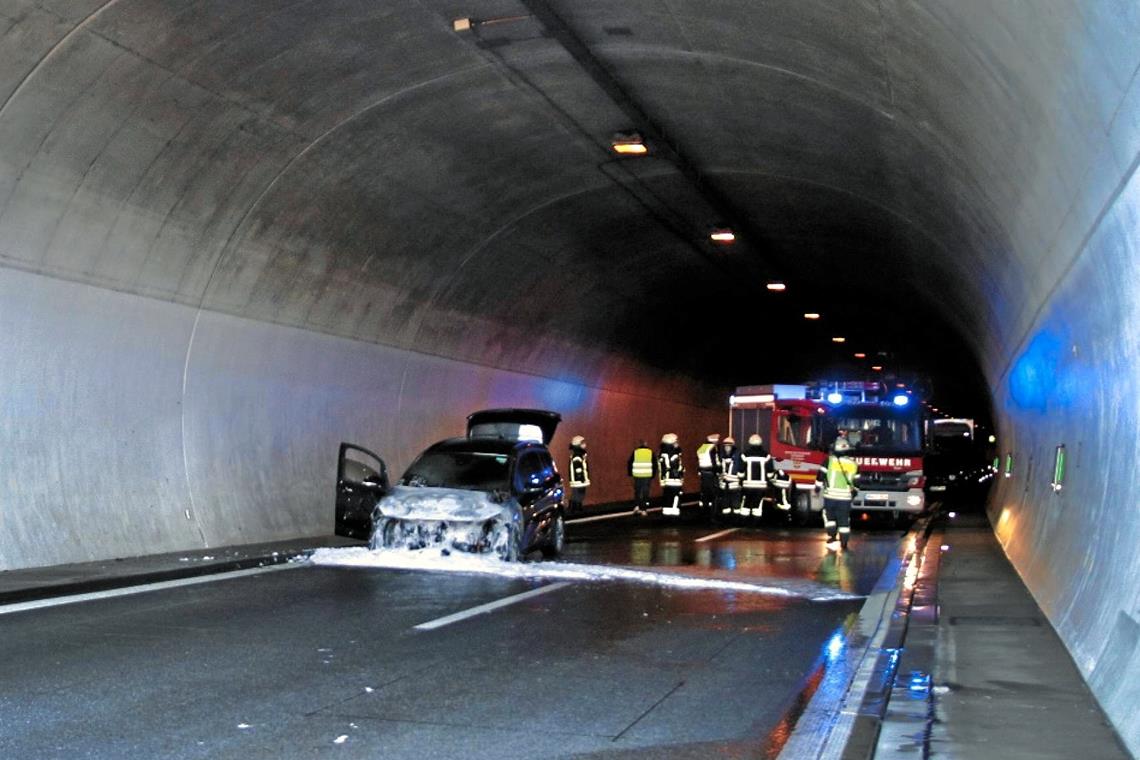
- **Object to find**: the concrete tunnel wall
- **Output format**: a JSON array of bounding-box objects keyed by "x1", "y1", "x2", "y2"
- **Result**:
[
  {"x1": 988, "y1": 165, "x2": 1140, "y2": 752},
  {"x1": 0, "y1": 265, "x2": 723, "y2": 571},
  {"x1": 1, "y1": 0, "x2": 1140, "y2": 751}
]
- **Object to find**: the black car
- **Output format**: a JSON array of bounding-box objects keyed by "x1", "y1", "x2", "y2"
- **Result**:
[{"x1": 334, "y1": 409, "x2": 565, "y2": 560}]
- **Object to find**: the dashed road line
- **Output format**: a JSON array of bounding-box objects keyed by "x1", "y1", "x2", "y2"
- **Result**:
[
  {"x1": 413, "y1": 581, "x2": 571, "y2": 631},
  {"x1": 0, "y1": 564, "x2": 301, "y2": 615},
  {"x1": 566, "y1": 507, "x2": 661, "y2": 524},
  {"x1": 565, "y1": 500, "x2": 700, "y2": 525},
  {"x1": 694, "y1": 527, "x2": 739, "y2": 543}
]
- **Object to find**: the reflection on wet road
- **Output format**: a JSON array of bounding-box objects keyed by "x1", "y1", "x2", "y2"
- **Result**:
[
  {"x1": 565, "y1": 518, "x2": 900, "y2": 596},
  {"x1": 1, "y1": 517, "x2": 906, "y2": 760}
]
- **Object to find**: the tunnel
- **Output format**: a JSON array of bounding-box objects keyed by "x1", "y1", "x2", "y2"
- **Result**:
[{"x1": 1, "y1": 0, "x2": 1138, "y2": 755}]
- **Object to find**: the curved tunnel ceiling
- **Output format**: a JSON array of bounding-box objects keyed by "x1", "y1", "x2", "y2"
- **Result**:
[{"x1": 2, "y1": 0, "x2": 1134, "y2": 410}]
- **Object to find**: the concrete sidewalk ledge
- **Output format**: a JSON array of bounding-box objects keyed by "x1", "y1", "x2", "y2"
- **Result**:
[
  {"x1": 0, "y1": 536, "x2": 353, "y2": 606},
  {"x1": 923, "y1": 512, "x2": 1131, "y2": 760}
]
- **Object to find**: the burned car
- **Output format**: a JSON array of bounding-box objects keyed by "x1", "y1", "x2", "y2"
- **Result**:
[{"x1": 334, "y1": 410, "x2": 565, "y2": 560}]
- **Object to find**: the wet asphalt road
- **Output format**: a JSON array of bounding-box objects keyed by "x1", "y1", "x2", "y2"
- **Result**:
[{"x1": 0, "y1": 516, "x2": 903, "y2": 759}]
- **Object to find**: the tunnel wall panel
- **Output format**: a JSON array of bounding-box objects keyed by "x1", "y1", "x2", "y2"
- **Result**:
[
  {"x1": 0, "y1": 267, "x2": 723, "y2": 571},
  {"x1": 990, "y1": 159, "x2": 1140, "y2": 754}
]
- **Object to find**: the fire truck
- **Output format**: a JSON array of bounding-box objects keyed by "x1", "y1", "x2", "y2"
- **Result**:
[{"x1": 729, "y1": 381, "x2": 926, "y2": 524}]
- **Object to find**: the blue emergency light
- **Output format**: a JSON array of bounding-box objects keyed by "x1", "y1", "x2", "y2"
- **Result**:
[
  {"x1": 892, "y1": 394, "x2": 910, "y2": 407},
  {"x1": 826, "y1": 391, "x2": 843, "y2": 404}
]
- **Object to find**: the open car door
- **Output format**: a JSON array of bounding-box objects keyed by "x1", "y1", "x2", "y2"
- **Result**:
[{"x1": 335, "y1": 443, "x2": 389, "y2": 540}]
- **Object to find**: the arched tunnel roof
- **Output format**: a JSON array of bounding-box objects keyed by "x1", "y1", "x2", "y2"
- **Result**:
[{"x1": 1, "y1": 0, "x2": 1135, "y2": 406}]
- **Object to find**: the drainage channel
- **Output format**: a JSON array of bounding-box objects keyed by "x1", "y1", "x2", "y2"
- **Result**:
[{"x1": 777, "y1": 513, "x2": 942, "y2": 759}]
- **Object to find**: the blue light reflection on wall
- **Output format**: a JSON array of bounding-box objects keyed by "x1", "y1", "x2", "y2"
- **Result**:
[
  {"x1": 1009, "y1": 331, "x2": 1064, "y2": 412},
  {"x1": 538, "y1": 377, "x2": 588, "y2": 413},
  {"x1": 1008, "y1": 323, "x2": 1095, "y2": 415}
]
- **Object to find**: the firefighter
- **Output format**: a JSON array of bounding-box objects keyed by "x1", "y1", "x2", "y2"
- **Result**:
[
  {"x1": 770, "y1": 463, "x2": 794, "y2": 515},
  {"x1": 739, "y1": 434, "x2": 773, "y2": 518},
  {"x1": 627, "y1": 440, "x2": 657, "y2": 515},
  {"x1": 816, "y1": 438, "x2": 859, "y2": 549},
  {"x1": 719, "y1": 436, "x2": 743, "y2": 518},
  {"x1": 696, "y1": 433, "x2": 722, "y2": 522},
  {"x1": 658, "y1": 433, "x2": 685, "y2": 517},
  {"x1": 567, "y1": 435, "x2": 590, "y2": 515}
]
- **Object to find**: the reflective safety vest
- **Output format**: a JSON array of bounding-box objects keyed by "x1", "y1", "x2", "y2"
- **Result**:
[
  {"x1": 631, "y1": 448, "x2": 654, "y2": 478},
  {"x1": 740, "y1": 453, "x2": 772, "y2": 489},
  {"x1": 771, "y1": 465, "x2": 793, "y2": 490},
  {"x1": 696, "y1": 443, "x2": 716, "y2": 470},
  {"x1": 569, "y1": 454, "x2": 590, "y2": 488},
  {"x1": 821, "y1": 456, "x2": 858, "y2": 501},
  {"x1": 720, "y1": 449, "x2": 741, "y2": 489},
  {"x1": 659, "y1": 450, "x2": 684, "y2": 487}
]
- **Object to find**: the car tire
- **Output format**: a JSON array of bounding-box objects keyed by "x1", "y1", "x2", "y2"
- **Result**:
[
  {"x1": 792, "y1": 491, "x2": 813, "y2": 527},
  {"x1": 541, "y1": 512, "x2": 565, "y2": 558},
  {"x1": 368, "y1": 519, "x2": 390, "y2": 550},
  {"x1": 497, "y1": 524, "x2": 521, "y2": 562}
]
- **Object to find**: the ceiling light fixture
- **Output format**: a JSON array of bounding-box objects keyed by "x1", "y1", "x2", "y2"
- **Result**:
[
  {"x1": 803, "y1": 312, "x2": 820, "y2": 320},
  {"x1": 832, "y1": 336, "x2": 846, "y2": 343},
  {"x1": 611, "y1": 131, "x2": 648, "y2": 155},
  {"x1": 709, "y1": 228, "x2": 736, "y2": 244},
  {"x1": 766, "y1": 282, "x2": 786, "y2": 292},
  {"x1": 853, "y1": 352, "x2": 866, "y2": 359},
  {"x1": 871, "y1": 365, "x2": 883, "y2": 371}
]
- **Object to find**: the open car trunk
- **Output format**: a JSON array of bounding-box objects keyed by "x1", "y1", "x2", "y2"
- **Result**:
[{"x1": 466, "y1": 408, "x2": 561, "y2": 444}]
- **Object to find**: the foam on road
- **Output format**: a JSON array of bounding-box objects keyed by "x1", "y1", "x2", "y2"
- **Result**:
[{"x1": 306, "y1": 547, "x2": 861, "y2": 602}]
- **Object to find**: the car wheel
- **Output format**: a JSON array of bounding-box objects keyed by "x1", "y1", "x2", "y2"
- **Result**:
[
  {"x1": 541, "y1": 513, "x2": 565, "y2": 558},
  {"x1": 368, "y1": 519, "x2": 389, "y2": 550},
  {"x1": 500, "y1": 524, "x2": 521, "y2": 562}
]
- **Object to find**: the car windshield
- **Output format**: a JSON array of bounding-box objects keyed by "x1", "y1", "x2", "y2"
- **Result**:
[{"x1": 399, "y1": 451, "x2": 511, "y2": 491}]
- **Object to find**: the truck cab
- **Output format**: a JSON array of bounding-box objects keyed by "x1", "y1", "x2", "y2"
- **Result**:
[{"x1": 730, "y1": 381, "x2": 927, "y2": 524}]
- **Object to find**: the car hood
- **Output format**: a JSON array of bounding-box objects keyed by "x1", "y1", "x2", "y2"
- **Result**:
[{"x1": 376, "y1": 485, "x2": 513, "y2": 522}]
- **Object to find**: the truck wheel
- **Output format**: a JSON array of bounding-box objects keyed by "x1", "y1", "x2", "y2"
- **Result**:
[{"x1": 792, "y1": 492, "x2": 813, "y2": 527}]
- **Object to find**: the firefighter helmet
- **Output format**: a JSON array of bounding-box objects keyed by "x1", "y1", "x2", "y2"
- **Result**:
[
  {"x1": 723, "y1": 436, "x2": 735, "y2": 445},
  {"x1": 833, "y1": 438, "x2": 851, "y2": 453},
  {"x1": 661, "y1": 433, "x2": 678, "y2": 445},
  {"x1": 571, "y1": 435, "x2": 586, "y2": 448},
  {"x1": 706, "y1": 433, "x2": 720, "y2": 443},
  {"x1": 748, "y1": 434, "x2": 762, "y2": 446}
]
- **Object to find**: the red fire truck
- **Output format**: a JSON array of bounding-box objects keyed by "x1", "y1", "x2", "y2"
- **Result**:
[{"x1": 729, "y1": 381, "x2": 926, "y2": 524}]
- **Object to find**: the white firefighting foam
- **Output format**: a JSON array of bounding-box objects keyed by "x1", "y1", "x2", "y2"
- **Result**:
[{"x1": 306, "y1": 547, "x2": 859, "y2": 602}]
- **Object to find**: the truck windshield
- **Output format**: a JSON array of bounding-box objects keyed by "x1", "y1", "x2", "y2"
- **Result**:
[
  {"x1": 819, "y1": 410, "x2": 923, "y2": 453},
  {"x1": 399, "y1": 451, "x2": 511, "y2": 491}
]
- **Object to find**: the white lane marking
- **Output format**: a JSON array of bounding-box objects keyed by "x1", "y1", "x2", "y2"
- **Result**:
[
  {"x1": 414, "y1": 581, "x2": 571, "y2": 631},
  {"x1": 564, "y1": 500, "x2": 700, "y2": 525},
  {"x1": 566, "y1": 507, "x2": 661, "y2": 524},
  {"x1": 0, "y1": 564, "x2": 300, "y2": 616},
  {"x1": 695, "y1": 528, "x2": 739, "y2": 543}
]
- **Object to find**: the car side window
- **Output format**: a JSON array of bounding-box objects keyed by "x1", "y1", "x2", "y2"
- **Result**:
[
  {"x1": 516, "y1": 452, "x2": 544, "y2": 490},
  {"x1": 537, "y1": 451, "x2": 557, "y2": 483},
  {"x1": 340, "y1": 445, "x2": 387, "y2": 487}
]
